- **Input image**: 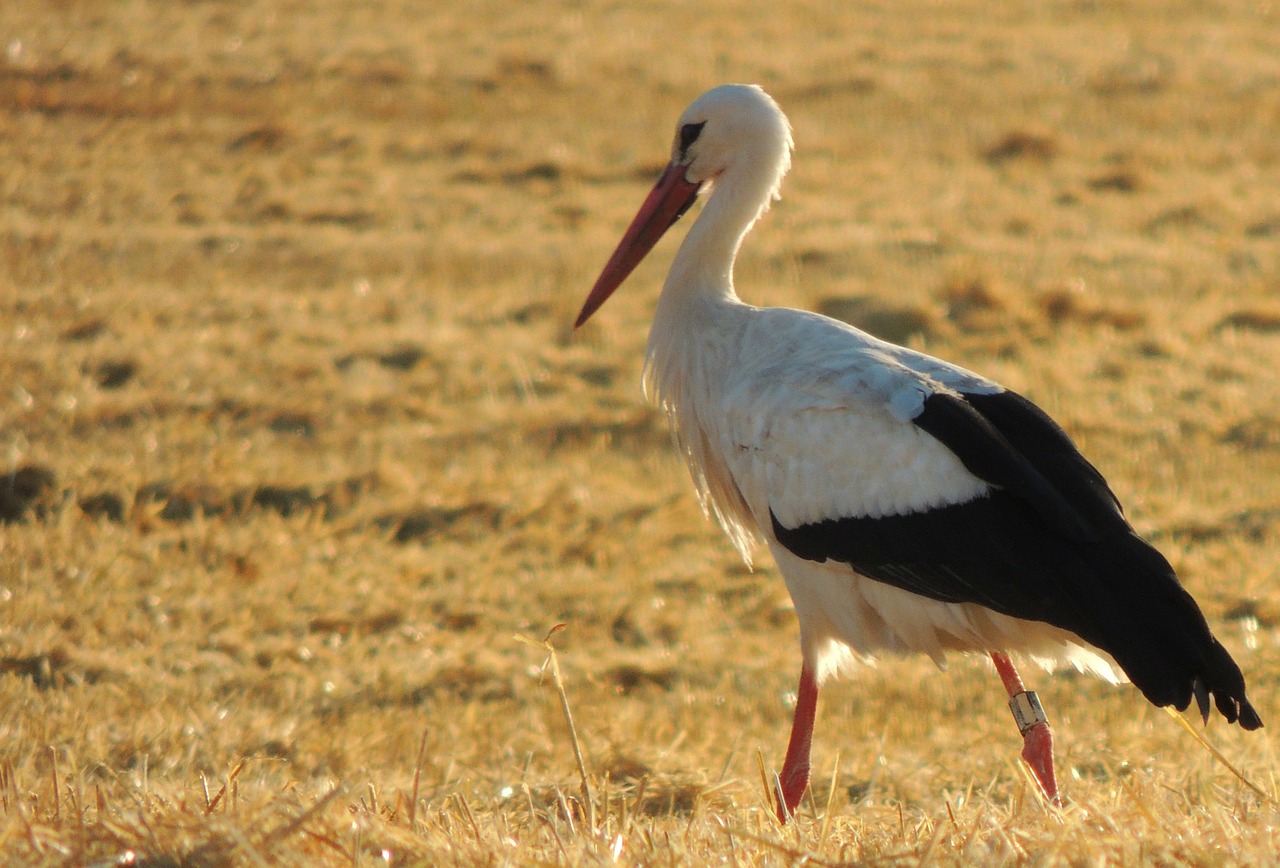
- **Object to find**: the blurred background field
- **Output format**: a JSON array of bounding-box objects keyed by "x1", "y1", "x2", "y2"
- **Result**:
[{"x1": 2, "y1": 0, "x2": 1280, "y2": 863}]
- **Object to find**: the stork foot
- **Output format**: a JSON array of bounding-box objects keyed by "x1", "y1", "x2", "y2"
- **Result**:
[
  {"x1": 776, "y1": 760, "x2": 810, "y2": 822},
  {"x1": 775, "y1": 664, "x2": 819, "y2": 823},
  {"x1": 1020, "y1": 718, "x2": 1060, "y2": 806},
  {"x1": 991, "y1": 652, "x2": 1062, "y2": 806}
]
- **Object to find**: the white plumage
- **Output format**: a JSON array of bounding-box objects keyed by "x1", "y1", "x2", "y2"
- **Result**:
[{"x1": 575, "y1": 83, "x2": 1260, "y2": 819}]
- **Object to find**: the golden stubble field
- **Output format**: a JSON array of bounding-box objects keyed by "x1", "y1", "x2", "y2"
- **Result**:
[{"x1": 3, "y1": 0, "x2": 1280, "y2": 863}]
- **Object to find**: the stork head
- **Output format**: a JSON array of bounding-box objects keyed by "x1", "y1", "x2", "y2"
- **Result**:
[
  {"x1": 667, "y1": 83, "x2": 793, "y2": 194},
  {"x1": 575, "y1": 84, "x2": 793, "y2": 327}
]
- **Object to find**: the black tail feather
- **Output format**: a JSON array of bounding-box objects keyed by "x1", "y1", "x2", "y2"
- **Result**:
[
  {"x1": 1078, "y1": 533, "x2": 1263, "y2": 732},
  {"x1": 1192, "y1": 678, "x2": 1210, "y2": 723}
]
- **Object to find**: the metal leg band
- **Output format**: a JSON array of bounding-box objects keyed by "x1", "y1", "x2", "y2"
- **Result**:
[{"x1": 1008, "y1": 690, "x2": 1049, "y2": 734}]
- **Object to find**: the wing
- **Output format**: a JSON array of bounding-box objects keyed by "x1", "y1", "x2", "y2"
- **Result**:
[
  {"x1": 758, "y1": 389, "x2": 1128, "y2": 630},
  {"x1": 717, "y1": 317, "x2": 1002, "y2": 529},
  {"x1": 718, "y1": 317, "x2": 1259, "y2": 729}
]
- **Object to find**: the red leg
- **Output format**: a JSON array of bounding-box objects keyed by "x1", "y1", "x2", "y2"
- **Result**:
[
  {"x1": 777, "y1": 664, "x2": 818, "y2": 822},
  {"x1": 991, "y1": 652, "x2": 1061, "y2": 806}
]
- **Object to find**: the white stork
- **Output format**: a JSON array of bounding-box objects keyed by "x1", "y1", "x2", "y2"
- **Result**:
[{"x1": 574, "y1": 83, "x2": 1261, "y2": 819}]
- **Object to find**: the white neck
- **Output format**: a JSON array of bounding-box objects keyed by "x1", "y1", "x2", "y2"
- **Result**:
[
  {"x1": 651, "y1": 161, "x2": 780, "y2": 340},
  {"x1": 669, "y1": 188, "x2": 743, "y2": 300}
]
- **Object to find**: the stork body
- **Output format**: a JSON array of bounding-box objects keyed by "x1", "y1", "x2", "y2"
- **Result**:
[{"x1": 575, "y1": 84, "x2": 1261, "y2": 819}]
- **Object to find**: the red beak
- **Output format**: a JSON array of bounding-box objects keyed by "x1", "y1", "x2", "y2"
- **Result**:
[{"x1": 575, "y1": 162, "x2": 703, "y2": 328}]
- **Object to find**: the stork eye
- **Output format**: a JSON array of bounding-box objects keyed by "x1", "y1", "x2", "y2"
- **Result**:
[{"x1": 679, "y1": 121, "x2": 706, "y2": 154}]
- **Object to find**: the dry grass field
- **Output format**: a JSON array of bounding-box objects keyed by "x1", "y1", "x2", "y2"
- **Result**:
[{"x1": 3, "y1": 0, "x2": 1280, "y2": 863}]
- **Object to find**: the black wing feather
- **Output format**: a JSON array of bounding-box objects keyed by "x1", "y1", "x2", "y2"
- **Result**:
[{"x1": 771, "y1": 388, "x2": 1261, "y2": 730}]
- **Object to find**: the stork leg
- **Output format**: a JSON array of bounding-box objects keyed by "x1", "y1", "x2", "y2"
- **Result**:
[
  {"x1": 776, "y1": 663, "x2": 818, "y2": 822},
  {"x1": 990, "y1": 651, "x2": 1060, "y2": 805}
]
